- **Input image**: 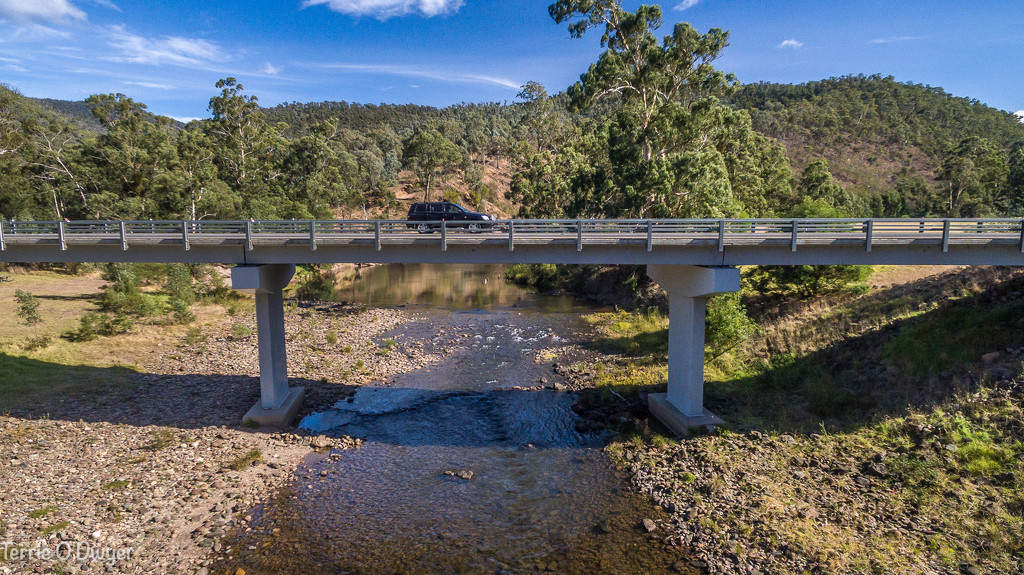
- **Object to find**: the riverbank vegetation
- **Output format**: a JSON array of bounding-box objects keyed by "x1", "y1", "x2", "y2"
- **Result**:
[{"x1": 582, "y1": 265, "x2": 1024, "y2": 573}]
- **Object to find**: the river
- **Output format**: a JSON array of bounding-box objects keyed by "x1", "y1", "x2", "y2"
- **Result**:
[{"x1": 212, "y1": 264, "x2": 693, "y2": 574}]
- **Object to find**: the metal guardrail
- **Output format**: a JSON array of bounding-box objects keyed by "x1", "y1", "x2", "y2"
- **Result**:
[{"x1": 2, "y1": 218, "x2": 1024, "y2": 254}]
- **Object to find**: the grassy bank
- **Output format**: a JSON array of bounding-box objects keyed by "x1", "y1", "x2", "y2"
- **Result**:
[{"x1": 581, "y1": 265, "x2": 1024, "y2": 574}]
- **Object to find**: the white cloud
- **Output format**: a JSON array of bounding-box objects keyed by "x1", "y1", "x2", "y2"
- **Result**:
[
  {"x1": 673, "y1": 0, "x2": 699, "y2": 10},
  {"x1": 324, "y1": 62, "x2": 519, "y2": 89},
  {"x1": 870, "y1": 35, "x2": 927, "y2": 44},
  {"x1": 260, "y1": 62, "x2": 281, "y2": 75},
  {"x1": 778, "y1": 39, "x2": 804, "y2": 49},
  {"x1": 1016, "y1": 110, "x2": 1024, "y2": 123},
  {"x1": 0, "y1": 0, "x2": 86, "y2": 24},
  {"x1": 106, "y1": 26, "x2": 224, "y2": 67},
  {"x1": 90, "y1": 0, "x2": 120, "y2": 11},
  {"x1": 302, "y1": 0, "x2": 464, "y2": 19},
  {"x1": 123, "y1": 81, "x2": 174, "y2": 89}
]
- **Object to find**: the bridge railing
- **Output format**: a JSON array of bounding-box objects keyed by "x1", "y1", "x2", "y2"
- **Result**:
[{"x1": 3, "y1": 218, "x2": 1024, "y2": 253}]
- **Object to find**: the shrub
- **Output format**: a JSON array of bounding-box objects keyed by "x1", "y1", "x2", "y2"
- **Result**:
[
  {"x1": 295, "y1": 265, "x2": 336, "y2": 301},
  {"x1": 326, "y1": 331, "x2": 338, "y2": 345},
  {"x1": 231, "y1": 324, "x2": 252, "y2": 338},
  {"x1": 14, "y1": 290, "x2": 42, "y2": 325},
  {"x1": 744, "y1": 265, "x2": 872, "y2": 297},
  {"x1": 170, "y1": 299, "x2": 195, "y2": 325},
  {"x1": 164, "y1": 264, "x2": 196, "y2": 306},
  {"x1": 705, "y1": 293, "x2": 759, "y2": 360},
  {"x1": 23, "y1": 335, "x2": 52, "y2": 351}
]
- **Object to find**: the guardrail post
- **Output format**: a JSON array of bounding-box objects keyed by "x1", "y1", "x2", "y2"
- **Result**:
[
  {"x1": 790, "y1": 219, "x2": 799, "y2": 252},
  {"x1": 577, "y1": 220, "x2": 583, "y2": 252},
  {"x1": 309, "y1": 220, "x2": 317, "y2": 251},
  {"x1": 375, "y1": 220, "x2": 382, "y2": 251},
  {"x1": 647, "y1": 220, "x2": 653, "y2": 252},
  {"x1": 441, "y1": 220, "x2": 447, "y2": 252},
  {"x1": 245, "y1": 220, "x2": 253, "y2": 251},
  {"x1": 864, "y1": 220, "x2": 874, "y2": 252},
  {"x1": 717, "y1": 220, "x2": 725, "y2": 252},
  {"x1": 120, "y1": 221, "x2": 128, "y2": 251},
  {"x1": 0, "y1": 220, "x2": 5, "y2": 251},
  {"x1": 941, "y1": 219, "x2": 950, "y2": 253},
  {"x1": 508, "y1": 220, "x2": 515, "y2": 252},
  {"x1": 181, "y1": 220, "x2": 190, "y2": 251},
  {"x1": 58, "y1": 220, "x2": 66, "y2": 251},
  {"x1": 1019, "y1": 219, "x2": 1024, "y2": 253}
]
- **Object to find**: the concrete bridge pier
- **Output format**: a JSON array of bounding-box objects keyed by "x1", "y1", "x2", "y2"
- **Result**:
[
  {"x1": 231, "y1": 264, "x2": 304, "y2": 427},
  {"x1": 646, "y1": 265, "x2": 740, "y2": 436}
]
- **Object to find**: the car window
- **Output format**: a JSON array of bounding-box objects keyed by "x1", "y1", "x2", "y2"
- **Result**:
[{"x1": 446, "y1": 204, "x2": 462, "y2": 214}]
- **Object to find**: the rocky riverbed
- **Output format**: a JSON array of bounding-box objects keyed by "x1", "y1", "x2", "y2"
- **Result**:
[{"x1": 0, "y1": 303, "x2": 437, "y2": 574}]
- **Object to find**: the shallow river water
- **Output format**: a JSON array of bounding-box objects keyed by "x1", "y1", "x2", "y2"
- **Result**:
[{"x1": 212, "y1": 265, "x2": 693, "y2": 574}]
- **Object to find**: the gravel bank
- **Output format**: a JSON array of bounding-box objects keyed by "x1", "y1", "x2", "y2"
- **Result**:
[{"x1": 0, "y1": 302, "x2": 436, "y2": 574}]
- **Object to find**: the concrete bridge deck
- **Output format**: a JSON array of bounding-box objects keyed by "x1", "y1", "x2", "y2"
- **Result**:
[{"x1": 4, "y1": 217, "x2": 1023, "y2": 434}]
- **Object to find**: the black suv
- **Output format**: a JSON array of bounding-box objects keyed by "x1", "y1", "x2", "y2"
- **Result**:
[{"x1": 406, "y1": 202, "x2": 495, "y2": 231}]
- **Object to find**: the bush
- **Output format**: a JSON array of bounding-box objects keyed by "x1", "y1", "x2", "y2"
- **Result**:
[
  {"x1": 295, "y1": 265, "x2": 336, "y2": 301},
  {"x1": 744, "y1": 265, "x2": 872, "y2": 297},
  {"x1": 164, "y1": 265, "x2": 196, "y2": 307},
  {"x1": 14, "y1": 290, "x2": 42, "y2": 325},
  {"x1": 170, "y1": 299, "x2": 195, "y2": 324},
  {"x1": 23, "y1": 335, "x2": 52, "y2": 351},
  {"x1": 705, "y1": 293, "x2": 759, "y2": 360}
]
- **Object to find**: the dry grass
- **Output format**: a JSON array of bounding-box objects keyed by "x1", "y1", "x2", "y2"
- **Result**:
[{"x1": 0, "y1": 269, "x2": 252, "y2": 412}]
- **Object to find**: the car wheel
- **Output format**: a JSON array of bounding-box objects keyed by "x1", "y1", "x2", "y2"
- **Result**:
[
  {"x1": 416, "y1": 222, "x2": 432, "y2": 233},
  {"x1": 468, "y1": 222, "x2": 481, "y2": 232}
]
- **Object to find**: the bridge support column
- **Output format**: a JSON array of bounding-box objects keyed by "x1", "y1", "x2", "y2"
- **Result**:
[
  {"x1": 646, "y1": 265, "x2": 740, "y2": 436},
  {"x1": 231, "y1": 264, "x2": 303, "y2": 427}
]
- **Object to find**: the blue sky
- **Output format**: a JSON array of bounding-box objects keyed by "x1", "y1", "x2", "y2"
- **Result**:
[{"x1": 1, "y1": 0, "x2": 1022, "y2": 121}]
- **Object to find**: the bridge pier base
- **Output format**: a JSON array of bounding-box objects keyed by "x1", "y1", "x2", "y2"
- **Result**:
[
  {"x1": 231, "y1": 264, "x2": 304, "y2": 427},
  {"x1": 646, "y1": 265, "x2": 740, "y2": 436}
]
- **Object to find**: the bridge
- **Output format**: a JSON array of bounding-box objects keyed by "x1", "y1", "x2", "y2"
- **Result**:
[{"x1": 4, "y1": 217, "x2": 1024, "y2": 435}]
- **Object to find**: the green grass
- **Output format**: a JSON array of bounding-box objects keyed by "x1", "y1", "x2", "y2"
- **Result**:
[
  {"x1": 883, "y1": 301, "x2": 1024, "y2": 378},
  {"x1": 227, "y1": 448, "x2": 262, "y2": 471},
  {"x1": 39, "y1": 521, "x2": 69, "y2": 536},
  {"x1": 143, "y1": 429, "x2": 176, "y2": 451},
  {"x1": 27, "y1": 505, "x2": 57, "y2": 519},
  {"x1": 102, "y1": 480, "x2": 129, "y2": 490},
  {"x1": 0, "y1": 353, "x2": 136, "y2": 412},
  {"x1": 231, "y1": 324, "x2": 252, "y2": 338}
]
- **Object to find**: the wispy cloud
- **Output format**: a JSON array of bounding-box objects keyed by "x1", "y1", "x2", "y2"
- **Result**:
[
  {"x1": 123, "y1": 80, "x2": 174, "y2": 89},
  {"x1": 260, "y1": 62, "x2": 281, "y2": 75},
  {"x1": 673, "y1": 0, "x2": 699, "y2": 10},
  {"x1": 778, "y1": 39, "x2": 804, "y2": 49},
  {"x1": 105, "y1": 26, "x2": 224, "y2": 67},
  {"x1": 0, "y1": 0, "x2": 86, "y2": 24},
  {"x1": 8, "y1": 22, "x2": 72, "y2": 39},
  {"x1": 302, "y1": 0, "x2": 464, "y2": 20},
  {"x1": 323, "y1": 62, "x2": 519, "y2": 89},
  {"x1": 870, "y1": 35, "x2": 927, "y2": 44},
  {"x1": 90, "y1": 0, "x2": 120, "y2": 11}
]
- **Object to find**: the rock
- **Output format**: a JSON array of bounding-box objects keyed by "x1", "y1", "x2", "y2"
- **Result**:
[
  {"x1": 195, "y1": 569, "x2": 209, "y2": 575},
  {"x1": 982, "y1": 351, "x2": 1000, "y2": 363},
  {"x1": 444, "y1": 470, "x2": 474, "y2": 480},
  {"x1": 642, "y1": 518, "x2": 657, "y2": 532},
  {"x1": 596, "y1": 519, "x2": 614, "y2": 534}
]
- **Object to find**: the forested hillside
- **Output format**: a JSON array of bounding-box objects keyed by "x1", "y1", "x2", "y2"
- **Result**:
[
  {"x1": 1, "y1": 2, "x2": 1022, "y2": 225},
  {"x1": 731, "y1": 75, "x2": 1024, "y2": 211}
]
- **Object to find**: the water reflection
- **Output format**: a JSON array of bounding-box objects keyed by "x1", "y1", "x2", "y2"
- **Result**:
[{"x1": 334, "y1": 264, "x2": 596, "y2": 313}]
